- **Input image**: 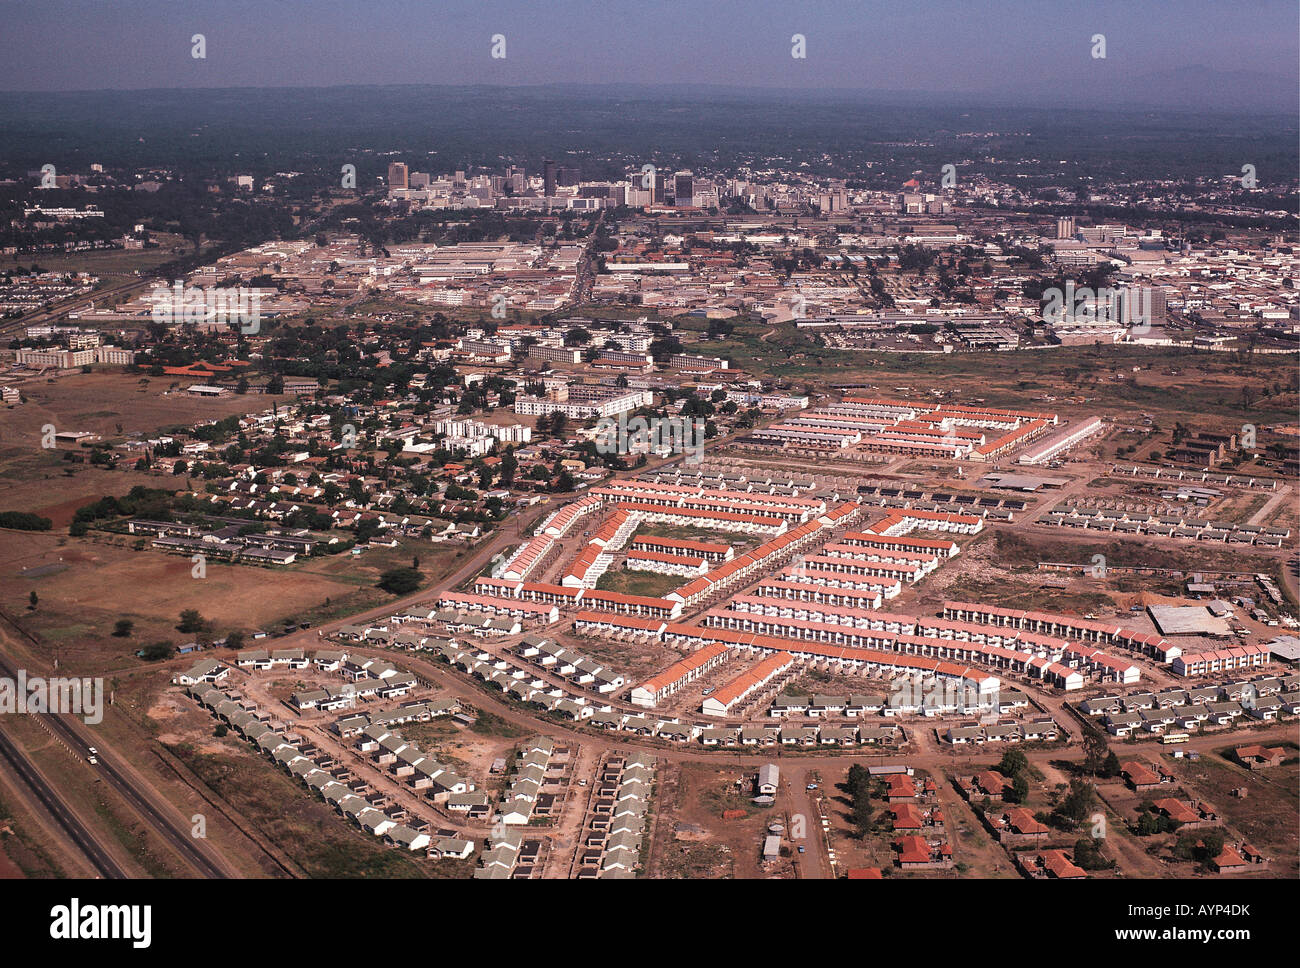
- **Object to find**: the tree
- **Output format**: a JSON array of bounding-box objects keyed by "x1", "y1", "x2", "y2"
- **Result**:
[
  {"x1": 852, "y1": 799, "x2": 875, "y2": 839},
  {"x1": 1073, "y1": 837, "x2": 1112, "y2": 871},
  {"x1": 378, "y1": 567, "x2": 423, "y2": 595},
  {"x1": 141, "y1": 641, "x2": 175, "y2": 661},
  {"x1": 214, "y1": 724, "x2": 229, "y2": 737},
  {"x1": 178, "y1": 609, "x2": 207, "y2": 633},
  {"x1": 1009, "y1": 774, "x2": 1030, "y2": 804},
  {"x1": 224, "y1": 630, "x2": 245, "y2": 651},
  {"x1": 997, "y1": 749, "x2": 1028, "y2": 778},
  {"x1": 1101, "y1": 750, "x2": 1122, "y2": 779},
  {"x1": 1056, "y1": 778, "x2": 1097, "y2": 829},
  {"x1": 1082, "y1": 729, "x2": 1110, "y2": 775},
  {"x1": 112, "y1": 619, "x2": 134, "y2": 637},
  {"x1": 28, "y1": 591, "x2": 38, "y2": 611}
]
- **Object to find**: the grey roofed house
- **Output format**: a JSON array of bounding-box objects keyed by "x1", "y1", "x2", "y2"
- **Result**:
[
  {"x1": 257, "y1": 732, "x2": 293, "y2": 756},
  {"x1": 273, "y1": 746, "x2": 306, "y2": 768},
  {"x1": 613, "y1": 799, "x2": 648, "y2": 820},
  {"x1": 338, "y1": 796, "x2": 369, "y2": 820},
  {"x1": 299, "y1": 767, "x2": 330, "y2": 787},
  {"x1": 757, "y1": 763, "x2": 780, "y2": 794},
  {"x1": 810, "y1": 694, "x2": 849, "y2": 710},
  {"x1": 780, "y1": 726, "x2": 819, "y2": 744},
  {"x1": 333, "y1": 714, "x2": 369, "y2": 736},
  {"x1": 621, "y1": 764, "x2": 654, "y2": 785},
  {"x1": 602, "y1": 846, "x2": 641, "y2": 871},
  {"x1": 740, "y1": 726, "x2": 780, "y2": 744},
  {"x1": 434, "y1": 837, "x2": 475, "y2": 859},
  {"x1": 850, "y1": 693, "x2": 887, "y2": 710},
  {"x1": 288, "y1": 757, "x2": 319, "y2": 778},
  {"x1": 616, "y1": 778, "x2": 651, "y2": 801},
  {"x1": 770, "y1": 694, "x2": 808, "y2": 713},
  {"x1": 700, "y1": 727, "x2": 739, "y2": 745},
  {"x1": 319, "y1": 781, "x2": 352, "y2": 803},
  {"x1": 1207, "y1": 701, "x2": 1242, "y2": 716},
  {"x1": 292, "y1": 689, "x2": 329, "y2": 708},
  {"x1": 179, "y1": 658, "x2": 228, "y2": 683},
  {"x1": 386, "y1": 825, "x2": 426, "y2": 850},
  {"x1": 606, "y1": 829, "x2": 643, "y2": 853},
  {"x1": 609, "y1": 822, "x2": 646, "y2": 844}
]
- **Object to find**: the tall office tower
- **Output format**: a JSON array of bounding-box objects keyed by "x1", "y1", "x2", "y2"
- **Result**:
[
  {"x1": 640, "y1": 170, "x2": 668, "y2": 204},
  {"x1": 557, "y1": 166, "x2": 581, "y2": 187},
  {"x1": 543, "y1": 159, "x2": 557, "y2": 197},
  {"x1": 388, "y1": 162, "x2": 409, "y2": 190},
  {"x1": 674, "y1": 171, "x2": 694, "y2": 207},
  {"x1": 1056, "y1": 216, "x2": 1076, "y2": 239}
]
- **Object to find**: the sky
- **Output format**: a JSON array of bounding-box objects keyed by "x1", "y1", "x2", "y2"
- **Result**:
[{"x1": 0, "y1": 0, "x2": 1295, "y2": 107}]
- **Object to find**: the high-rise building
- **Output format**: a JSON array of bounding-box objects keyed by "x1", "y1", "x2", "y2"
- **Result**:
[
  {"x1": 387, "y1": 162, "x2": 409, "y2": 190},
  {"x1": 543, "y1": 159, "x2": 557, "y2": 197},
  {"x1": 557, "y1": 166, "x2": 581, "y2": 188},
  {"x1": 674, "y1": 171, "x2": 694, "y2": 207}
]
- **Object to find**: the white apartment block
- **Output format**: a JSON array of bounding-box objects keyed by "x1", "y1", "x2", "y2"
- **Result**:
[{"x1": 15, "y1": 347, "x2": 94, "y2": 369}]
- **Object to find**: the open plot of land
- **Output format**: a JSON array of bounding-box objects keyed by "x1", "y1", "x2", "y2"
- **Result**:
[
  {"x1": 651, "y1": 763, "x2": 775, "y2": 879},
  {"x1": 2, "y1": 370, "x2": 280, "y2": 448},
  {"x1": 1180, "y1": 746, "x2": 1299, "y2": 878},
  {"x1": 11, "y1": 234, "x2": 190, "y2": 286},
  {"x1": 595, "y1": 566, "x2": 687, "y2": 600},
  {"x1": 0, "y1": 536, "x2": 361, "y2": 672}
]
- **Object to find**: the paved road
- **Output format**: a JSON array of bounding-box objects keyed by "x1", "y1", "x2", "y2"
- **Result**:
[
  {"x1": 0, "y1": 723, "x2": 128, "y2": 878},
  {"x1": 0, "y1": 626, "x2": 235, "y2": 878}
]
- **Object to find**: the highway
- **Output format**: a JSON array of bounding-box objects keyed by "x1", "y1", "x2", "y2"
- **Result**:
[
  {"x1": 0, "y1": 724, "x2": 128, "y2": 878},
  {"x1": 0, "y1": 629, "x2": 234, "y2": 879}
]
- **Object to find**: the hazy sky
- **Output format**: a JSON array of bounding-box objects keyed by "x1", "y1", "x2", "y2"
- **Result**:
[{"x1": 1, "y1": 0, "x2": 1295, "y2": 95}]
